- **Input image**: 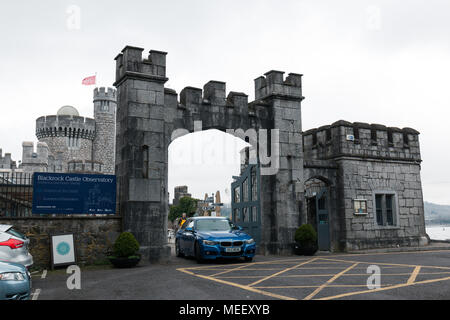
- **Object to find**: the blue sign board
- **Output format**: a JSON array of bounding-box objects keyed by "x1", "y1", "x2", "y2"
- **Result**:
[{"x1": 32, "y1": 173, "x2": 116, "y2": 214}]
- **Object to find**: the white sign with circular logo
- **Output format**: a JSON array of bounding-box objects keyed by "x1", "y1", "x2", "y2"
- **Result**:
[{"x1": 51, "y1": 234, "x2": 75, "y2": 266}]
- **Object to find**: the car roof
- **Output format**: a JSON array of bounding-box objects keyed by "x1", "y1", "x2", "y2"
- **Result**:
[{"x1": 0, "y1": 224, "x2": 12, "y2": 232}]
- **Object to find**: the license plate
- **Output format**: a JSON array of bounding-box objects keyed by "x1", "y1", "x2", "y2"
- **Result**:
[{"x1": 225, "y1": 247, "x2": 241, "y2": 253}]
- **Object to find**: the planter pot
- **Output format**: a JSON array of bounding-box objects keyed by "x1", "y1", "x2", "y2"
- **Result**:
[
  {"x1": 293, "y1": 242, "x2": 318, "y2": 256},
  {"x1": 108, "y1": 254, "x2": 141, "y2": 268}
]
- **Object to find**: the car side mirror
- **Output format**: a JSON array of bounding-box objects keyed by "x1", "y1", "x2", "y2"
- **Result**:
[{"x1": 185, "y1": 227, "x2": 194, "y2": 232}]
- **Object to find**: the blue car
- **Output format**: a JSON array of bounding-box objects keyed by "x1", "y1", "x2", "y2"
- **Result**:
[
  {"x1": 175, "y1": 217, "x2": 256, "y2": 263},
  {"x1": 0, "y1": 261, "x2": 32, "y2": 300}
]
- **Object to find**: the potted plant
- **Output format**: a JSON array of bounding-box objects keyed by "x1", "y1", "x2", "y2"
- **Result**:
[
  {"x1": 108, "y1": 232, "x2": 141, "y2": 268},
  {"x1": 293, "y1": 224, "x2": 318, "y2": 256}
]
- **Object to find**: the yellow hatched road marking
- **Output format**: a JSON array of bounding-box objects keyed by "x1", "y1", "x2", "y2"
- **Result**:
[
  {"x1": 319, "y1": 257, "x2": 450, "y2": 270},
  {"x1": 303, "y1": 263, "x2": 359, "y2": 300},
  {"x1": 407, "y1": 266, "x2": 422, "y2": 284},
  {"x1": 177, "y1": 267, "x2": 297, "y2": 300},
  {"x1": 254, "y1": 284, "x2": 394, "y2": 289},
  {"x1": 210, "y1": 263, "x2": 254, "y2": 277},
  {"x1": 319, "y1": 275, "x2": 450, "y2": 300},
  {"x1": 247, "y1": 258, "x2": 318, "y2": 287}
]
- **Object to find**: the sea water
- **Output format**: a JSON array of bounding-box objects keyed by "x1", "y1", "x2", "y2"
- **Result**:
[{"x1": 425, "y1": 225, "x2": 450, "y2": 241}]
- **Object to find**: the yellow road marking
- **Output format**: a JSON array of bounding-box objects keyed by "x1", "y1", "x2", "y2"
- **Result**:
[
  {"x1": 407, "y1": 266, "x2": 422, "y2": 284},
  {"x1": 216, "y1": 271, "x2": 450, "y2": 279},
  {"x1": 177, "y1": 267, "x2": 296, "y2": 300},
  {"x1": 254, "y1": 284, "x2": 393, "y2": 289},
  {"x1": 319, "y1": 275, "x2": 450, "y2": 300},
  {"x1": 247, "y1": 258, "x2": 318, "y2": 287},
  {"x1": 319, "y1": 257, "x2": 450, "y2": 270},
  {"x1": 210, "y1": 263, "x2": 253, "y2": 277},
  {"x1": 304, "y1": 263, "x2": 359, "y2": 300}
]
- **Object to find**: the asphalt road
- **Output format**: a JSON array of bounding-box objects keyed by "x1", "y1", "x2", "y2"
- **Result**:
[{"x1": 31, "y1": 249, "x2": 450, "y2": 300}]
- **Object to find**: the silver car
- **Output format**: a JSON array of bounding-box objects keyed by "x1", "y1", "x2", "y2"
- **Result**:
[{"x1": 0, "y1": 225, "x2": 33, "y2": 268}]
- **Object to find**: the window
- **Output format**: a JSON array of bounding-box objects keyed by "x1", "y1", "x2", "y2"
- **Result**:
[
  {"x1": 251, "y1": 166, "x2": 258, "y2": 201},
  {"x1": 242, "y1": 178, "x2": 249, "y2": 202},
  {"x1": 354, "y1": 199, "x2": 368, "y2": 215},
  {"x1": 234, "y1": 186, "x2": 240, "y2": 203},
  {"x1": 375, "y1": 193, "x2": 396, "y2": 226}
]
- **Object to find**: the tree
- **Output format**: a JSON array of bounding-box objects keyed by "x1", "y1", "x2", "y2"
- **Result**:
[{"x1": 169, "y1": 196, "x2": 199, "y2": 222}]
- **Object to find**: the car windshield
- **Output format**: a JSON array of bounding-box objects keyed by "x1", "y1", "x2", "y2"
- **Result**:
[{"x1": 196, "y1": 219, "x2": 232, "y2": 232}]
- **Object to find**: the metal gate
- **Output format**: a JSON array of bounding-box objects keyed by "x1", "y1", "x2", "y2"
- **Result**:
[
  {"x1": 316, "y1": 188, "x2": 330, "y2": 251},
  {"x1": 237, "y1": 206, "x2": 261, "y2": 244}
]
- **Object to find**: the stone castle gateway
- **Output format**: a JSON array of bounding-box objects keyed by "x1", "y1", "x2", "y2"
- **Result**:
[{"x1": 113, "y1": 45, "x2": 427, "y2": 260}]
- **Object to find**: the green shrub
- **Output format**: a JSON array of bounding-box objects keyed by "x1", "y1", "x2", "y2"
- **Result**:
[
  {"x1": 295, "y1": 224, "x2": 317, "y2": 245},
  {"x1": 113, "y1": 232, "x2": 140, "y2": 258}
]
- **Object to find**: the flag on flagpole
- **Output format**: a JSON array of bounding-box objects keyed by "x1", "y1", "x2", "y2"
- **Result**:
[{"x1": 82, "y1": 75, "x2": 96, "y2": 85}]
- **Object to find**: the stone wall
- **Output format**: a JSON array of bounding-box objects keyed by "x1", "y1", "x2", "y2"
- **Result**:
[
  {"x1": 338, "y1": 159, "x2": 427, "y2": 250},
  {"x1": 0, "y1": 216, "x2": 122, "y2": 268}
]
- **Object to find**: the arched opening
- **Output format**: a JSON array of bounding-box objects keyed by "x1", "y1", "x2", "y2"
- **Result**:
[
  {"x1": 304, "y1": 176, "x2": 331, "y2": 251},
  {"x1": 168, "y1": 128, "x2": 250, "y2": 225}
]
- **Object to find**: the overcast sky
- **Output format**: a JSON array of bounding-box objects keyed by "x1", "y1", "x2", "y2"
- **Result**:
[{"x1": 1, "y1": 1, "x2": 450, "y2": 204}]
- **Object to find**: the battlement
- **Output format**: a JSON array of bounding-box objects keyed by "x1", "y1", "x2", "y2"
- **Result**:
[
  {"x1": 114, "y1": 46, "x2": 168, "y2": 86},
  {"x1": 0, "y1": 148, "x2": 15, "y2": 170},
  {"x1": 21, "y1": 141, "x2": 49, "y2": 164},
  {"x1": 36, "y1": 115, "x2": 96, "y2": 140},
  {"x1": 254, "y1": 71, "x2": 303, "y2": 100},
  {"x1": 93, "y1": 87, "x2": 116, "y2": 102},
  {"x1": 302, "y1": 120, "x2": 421, "y2": 162},
  {"x1": 178, "y1": 80, "x2": 249, "y2": 109}
]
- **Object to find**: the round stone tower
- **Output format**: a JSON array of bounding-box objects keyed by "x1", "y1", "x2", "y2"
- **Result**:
[
  {"x1": 35, "y1": 106, "x2": 96, "y2": 172},
  {"x1": 92, "y1": 87, "x2": 116, "y2": 174}
]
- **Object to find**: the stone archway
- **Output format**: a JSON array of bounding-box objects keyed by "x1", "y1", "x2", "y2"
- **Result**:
[{"x1": 113, "y1": 46, "x2": 305, "y2": 261}]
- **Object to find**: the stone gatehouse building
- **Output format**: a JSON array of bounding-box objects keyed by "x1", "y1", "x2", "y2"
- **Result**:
[
  {"x1": 232, "y1": 121, "x2": 427, "y2": 252},
  {"x1": 113, "y1": 45, "x2": 428, "y2": 259}
]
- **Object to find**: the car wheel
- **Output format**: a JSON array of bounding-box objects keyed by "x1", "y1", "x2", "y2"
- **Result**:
[
  {"x1": 195, "y1": 242, "x2": 204, "y2": 264},
  {"x1": 244, "y1": 257, "x2": 253, "y2": 262},
  {"x1": 176, "y1": 240, "x2": 184, "y2": 257}
]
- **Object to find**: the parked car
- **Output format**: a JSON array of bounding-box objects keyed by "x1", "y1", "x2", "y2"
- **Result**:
[
  {"x1": 0, "y1": 225, "x2": 33, "y2": 268},
  {"x1": 175, "y1": 217, "x2": 256, "y2": 263},
  {"x1": 0, "y1": 261, "x2": 32, "y2": 300}
]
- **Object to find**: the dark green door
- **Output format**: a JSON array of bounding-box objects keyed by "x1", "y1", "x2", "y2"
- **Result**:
[{"x1": 316, "y1": 188, "x2": 330, "y2": 251}]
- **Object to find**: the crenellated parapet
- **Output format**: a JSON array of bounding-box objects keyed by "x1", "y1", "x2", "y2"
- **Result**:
[
  {"x1": 302, "y1": 120, "x2": 421, "y2": 163},
  {"x1": 254, "y1": 70, "x2": 303, "y2": 101},
  {"x1": 36, "y1": 115, "x2": 96, "y2": 140},
  {"x1": 114, "y1": 46, "x2": 168, "y2": 87},
  {"x1": 93, "y1": 87, "x2": 116, "y2": 102}
]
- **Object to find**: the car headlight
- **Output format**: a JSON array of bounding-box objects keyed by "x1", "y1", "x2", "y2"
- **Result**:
[
  {"x1": 0, "y1": 272, "x2": 26, "y2": 281},
  {"x1": 203, "y1": 240, "x2": 218, "y2": 246},
  {"x1": 245, "y1": 239, "x2": 255, "y2": 244}
]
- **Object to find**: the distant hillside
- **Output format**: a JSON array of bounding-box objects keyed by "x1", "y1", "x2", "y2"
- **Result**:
[{"x1": 425, "y1": 201, "x2": 450, "y2": 225}]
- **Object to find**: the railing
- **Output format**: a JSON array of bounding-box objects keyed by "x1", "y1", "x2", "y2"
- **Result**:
[{"x1": 0, "y1": 172, "x2": 33, "y2": 217}]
